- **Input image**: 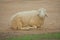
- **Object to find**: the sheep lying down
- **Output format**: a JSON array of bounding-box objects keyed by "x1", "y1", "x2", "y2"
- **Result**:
[{"x1": 10, "y1": 8, "x2": 47, "y2": 30}]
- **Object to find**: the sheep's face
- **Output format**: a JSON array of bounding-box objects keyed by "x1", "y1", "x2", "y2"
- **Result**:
[{"x1": 38, "y1": 8, "x2": 47, "y2": 18}]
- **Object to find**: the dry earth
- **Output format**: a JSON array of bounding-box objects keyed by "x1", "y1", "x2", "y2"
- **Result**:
[{"x1": 0, "y1": 0, "x2": 60, "y2": 40}]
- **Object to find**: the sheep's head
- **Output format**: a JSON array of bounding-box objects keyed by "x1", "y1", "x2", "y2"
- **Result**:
[{"x1": 38, "y1": 8, "x2": 47, "y2": 18}]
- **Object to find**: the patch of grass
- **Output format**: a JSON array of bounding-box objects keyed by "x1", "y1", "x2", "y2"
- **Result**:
[{"x1": 7, "y1": 32, "x2": 60, "y2": 40}]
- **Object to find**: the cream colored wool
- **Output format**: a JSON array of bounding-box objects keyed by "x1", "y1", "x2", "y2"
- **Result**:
[{"x1": 10, "y1": 8, "x2": 47, "y2": 30}]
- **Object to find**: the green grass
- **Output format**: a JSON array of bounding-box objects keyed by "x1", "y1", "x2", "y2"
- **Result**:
[{"x1": 7, "y1": 32, "x2": 60, "y2": 40}]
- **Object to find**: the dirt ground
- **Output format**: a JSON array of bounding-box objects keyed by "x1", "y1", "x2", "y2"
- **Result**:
[{"x1": 0, "y1": 0, "x2": 60, "y2": 39}]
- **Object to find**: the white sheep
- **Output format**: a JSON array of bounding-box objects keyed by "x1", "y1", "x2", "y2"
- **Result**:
[{"x1": 10, "y1": 8, "x2": 47, "y2": 30}]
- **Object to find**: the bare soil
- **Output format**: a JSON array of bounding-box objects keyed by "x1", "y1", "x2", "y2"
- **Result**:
[{"x1": 0, "y1": 0, "x2": 60, "y2": 40}]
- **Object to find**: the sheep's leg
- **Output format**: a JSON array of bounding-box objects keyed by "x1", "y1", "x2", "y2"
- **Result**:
[
  {"x1": 11, "y1": 20, "x2": 17, "y2": 30},
  {"x1": 20, "y1": 25, "x2": 32, "y2": 30},
  {"x1": 19, "y1": 23, "x2": 31, "y2": 30},
  {"x1": 20, "y1": 25, "x2": 37, "y2": 30},
  {"x1": 37, "y1": 25, "x2": 42, "y2": 30},
  {"x1": 37, "y1": 25, "x2": 41, "y2": 28},
  {"x1": 29, "y1": 25, "x2": 37, "y2": 29},
  {"x1": 11, "y1": 24, "x2": 17, "y2": 30},
  {"x1": 16, "y1": 17, "x2": 23, "y2": 30},
  {"x1": 17, "y1": 22, "x2": 22, "y2": 30},
  {"x1": 32, "y1": 25, "x2": 37, "y2": 29}
]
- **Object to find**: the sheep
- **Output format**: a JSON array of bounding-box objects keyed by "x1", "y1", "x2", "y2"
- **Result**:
[{"x1": 10, "y1": 8, "x2": 47, "y2": 30}]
